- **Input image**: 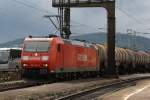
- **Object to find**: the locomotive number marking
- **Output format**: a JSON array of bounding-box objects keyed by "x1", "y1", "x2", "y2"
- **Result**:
[{"x1": 77, "y1": 54, "x2": 88, "y2": 61}]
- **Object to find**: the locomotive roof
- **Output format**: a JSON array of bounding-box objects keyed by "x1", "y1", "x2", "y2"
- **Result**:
[
  {"x1": 25, "y1": 37, "x2": 53, "y2": 41},
  {"x1": 25, "y1": 37, "x2": 94, "y2": 48},
  {"x1": 63, "y1": 39, "x2": 94, "y2": 48}
]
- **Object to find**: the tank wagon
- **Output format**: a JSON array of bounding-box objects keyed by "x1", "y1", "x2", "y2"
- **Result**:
[{"x1": 21, "y1": 36, "x2": 150, "y2": 78}]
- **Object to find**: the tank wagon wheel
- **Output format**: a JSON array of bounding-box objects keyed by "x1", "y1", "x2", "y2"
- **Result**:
[
  {"x1": 119, "y1": 66, "x2": 124, "y2": 75},
  {"x1": 123, "y1": 63, "x2": 133, "y2": 75},
  {"x1": 143, "y1": 65, "x2": 147, "y2": 73},
  {"x1": 127, "y1": 63, "x2": 134, "y2": 74},
  {"x1": 145, "y1": 65, "x2": 150, "y2": 72},
  {"x1": 144, "y1": 65, "x2": 149, "y2": 73}
]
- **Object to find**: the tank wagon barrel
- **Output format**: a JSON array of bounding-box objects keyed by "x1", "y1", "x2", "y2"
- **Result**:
[{"x1": 95, "y1": 44, "x2": 150, "y2": 74}]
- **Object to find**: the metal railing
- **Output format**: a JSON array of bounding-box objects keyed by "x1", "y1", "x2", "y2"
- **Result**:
[{"x1": 52, "y1": 0, "x2": 114, "y2": 6}]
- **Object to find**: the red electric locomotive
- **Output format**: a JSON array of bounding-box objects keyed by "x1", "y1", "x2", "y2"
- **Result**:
[{"x1": 21, "y1": 36, "x2": 99, "y2": 78}]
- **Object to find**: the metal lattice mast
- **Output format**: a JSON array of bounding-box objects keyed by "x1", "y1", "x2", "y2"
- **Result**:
[
  {"x1": 58, "y1": 0, "x2": 64, "y2": 38},
  {"x1": 63, "y1": 7, "x2": 71, "y2": 39}
]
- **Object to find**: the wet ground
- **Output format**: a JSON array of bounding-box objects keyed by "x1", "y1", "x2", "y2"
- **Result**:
[{"x1": 98, "y1": 79, "x2": 150, "y2": 100}]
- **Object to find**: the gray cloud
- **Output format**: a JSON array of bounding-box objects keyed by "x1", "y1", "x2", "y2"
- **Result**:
[{"x1": 0, "y1": 0, "x2": 150, "y2": 43}]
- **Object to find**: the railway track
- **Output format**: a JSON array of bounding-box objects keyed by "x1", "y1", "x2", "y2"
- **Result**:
[
  {"x1": 0, "y1": 70, "x2": 22, "y2": 83},
  {"x1": 54, "y1": 75, "x2": 150, "y2": 100},
  {"x1": 0, "y1": 74, "x2": 150, "y2": 99},
  {"x1": 0, "y1": 79, "x2": 54, "y2": 92}
]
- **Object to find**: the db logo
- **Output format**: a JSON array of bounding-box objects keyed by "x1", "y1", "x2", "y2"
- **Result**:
[{"x1": 77, "y1": 54, "x2": 88, "y2": 61}]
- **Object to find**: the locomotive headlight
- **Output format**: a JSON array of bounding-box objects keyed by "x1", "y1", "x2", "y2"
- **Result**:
[
  {"x1": 23, "y1": 64, "x2": 28, "y2": 67},
  {"x1": 41, "y1": 56, "x2": 49, "y2": 61},
  {"x1": 43, "y1": 64, "x2": 48, "y2": 67},
  {"x1": 22, "y1": 56, "x2": 29, "y2": 61}
]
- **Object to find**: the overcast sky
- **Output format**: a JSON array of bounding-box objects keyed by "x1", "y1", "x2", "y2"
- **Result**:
[{"x1": 0, "y1": 0, "x2": 150, "y2": 43}]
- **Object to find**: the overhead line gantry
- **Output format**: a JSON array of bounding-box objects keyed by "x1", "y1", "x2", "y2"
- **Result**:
[{"x1": 52, "y1": 0, "x2": 118, "y2": 78}]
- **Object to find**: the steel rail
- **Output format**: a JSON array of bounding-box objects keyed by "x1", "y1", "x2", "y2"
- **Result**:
[
  {"x1": 0, "y1": 79, "x2": 54, "y2": 92},
  {"x1": 55, "y1": 75, "x2": 150, "y2": 100}
]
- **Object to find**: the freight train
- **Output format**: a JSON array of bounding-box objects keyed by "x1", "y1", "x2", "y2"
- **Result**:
[{"x1": 21, "y1": 36, "x2": 150, "y2": 78}]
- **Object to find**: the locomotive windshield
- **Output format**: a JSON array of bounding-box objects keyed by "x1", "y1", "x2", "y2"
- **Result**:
[
  {"x1": 24, "y1": 41, "x2": 50, "y2": 52},
  {"x1": 0, "y1": 51, "x2": 9, "y2": 64}
]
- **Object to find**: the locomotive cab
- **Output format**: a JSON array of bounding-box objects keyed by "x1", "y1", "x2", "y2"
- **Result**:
[{"x1": 22, "y1": 37, "x2": 52, "y2": 75}]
